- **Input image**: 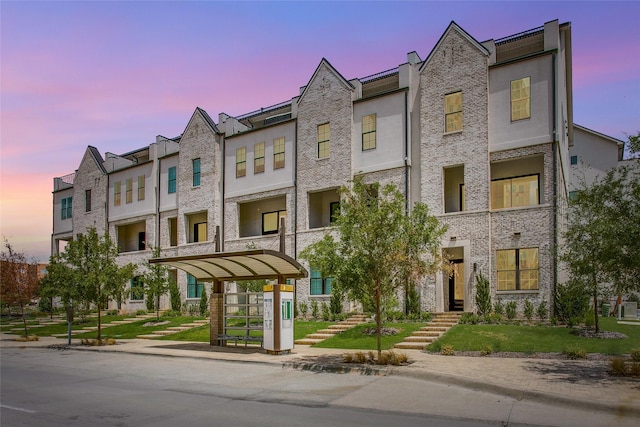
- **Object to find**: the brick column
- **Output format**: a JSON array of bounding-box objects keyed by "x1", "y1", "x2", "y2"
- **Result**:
[{"x1": 210, "y1": 292, "x2": 224, "y2": 346}]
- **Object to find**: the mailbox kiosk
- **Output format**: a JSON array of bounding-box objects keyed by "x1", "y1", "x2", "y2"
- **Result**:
[{"x1": 263, "y1": 283, "x2": 294, "y2": 354}]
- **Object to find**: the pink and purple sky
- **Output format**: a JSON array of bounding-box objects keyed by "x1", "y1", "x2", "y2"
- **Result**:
[{"x1": 1, "y1": 1, "x2": 639, "y2": 262}]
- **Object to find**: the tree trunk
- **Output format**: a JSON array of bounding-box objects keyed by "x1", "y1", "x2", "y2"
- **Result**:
[
  {"x1": 592, "y1": 277, "x2": 599, "y2": 334},
  {"x1": 375, "y1": 282, "x2": 382, "y2": 360},
  {"x1": 97, "y1": 301, "x2": 102, "y2": 341},
  {"x1": 156, "y1": 294, "x2": 160, "y2": 322},
  {"x1": 20, "y1": 302, "x2": 28, "y2": 338}
]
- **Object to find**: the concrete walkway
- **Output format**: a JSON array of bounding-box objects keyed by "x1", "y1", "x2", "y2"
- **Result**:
[{"x1": 2, "y1": 332, "x2": 639, "y2": 418}]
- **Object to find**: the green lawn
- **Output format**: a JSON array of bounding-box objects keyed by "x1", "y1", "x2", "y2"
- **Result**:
[
  {"x1": 2, "y1": 314, "x2": 130, "y2": 337},
  {"x1": 73, "y1": 316, "x2": 206, "y2": 340},
  {"x1": 313, "y1": 322, "x2": 425, "y2": 350},
  {"x1": 428, "y1": 317, "x2": 640, "y2": 355}
]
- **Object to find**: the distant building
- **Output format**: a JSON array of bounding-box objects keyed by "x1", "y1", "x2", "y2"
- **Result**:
[{"x1": 53, "y1": 20, "x2": 604, "y2": 315}]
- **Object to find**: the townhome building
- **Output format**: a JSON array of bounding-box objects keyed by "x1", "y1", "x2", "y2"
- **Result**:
[{"x1": 52, "y1": 19, "x2": 591, "y2": 315}]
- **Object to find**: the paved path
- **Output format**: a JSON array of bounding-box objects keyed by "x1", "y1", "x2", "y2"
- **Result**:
[{"x1": 2, "y1": 332, "x2": 639, "y2": 418}]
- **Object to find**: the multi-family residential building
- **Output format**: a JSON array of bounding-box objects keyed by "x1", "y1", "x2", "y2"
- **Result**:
[{"x1": 53, "y1": 19, "x2": 592, "y2": 315}]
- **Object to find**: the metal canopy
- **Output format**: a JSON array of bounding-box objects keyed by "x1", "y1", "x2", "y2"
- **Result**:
[{"x1": 148, "y1": 249, "x2": 307, "y2": 282}]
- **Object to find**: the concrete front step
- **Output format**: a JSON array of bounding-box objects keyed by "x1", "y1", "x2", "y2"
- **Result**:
[
  {"x1": 412, "y1": 331, "x2": 442, "y2": 337},
  {"x1": 420, "y1": 326, "x2": 448, "y2": 332},
  {"x1": 149, "y1": 330, "x2": 177, "y2": 336},
  {"x1": 166, "y1": 326, "x2": 192, "y2": 332},
  {"x1": 404, "y1": 336, "x2": 436, "y2": 343},
  {"x1": 307, "y1": 333, "x2": 335, "y2": 339},
  {"x1": 137, "y1": 334, "x2": 162, "y2": 339},
  {"x1": 394, "y1": 342, "x2": 428, "y2": 350},
  {"x1": 294, "y1": 338, "x2": 324, "y2": 345}
]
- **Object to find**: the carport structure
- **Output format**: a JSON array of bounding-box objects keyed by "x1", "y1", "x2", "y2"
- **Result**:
[{"x1": 149, "y1": 249, "x2": 307, "y2": 348}]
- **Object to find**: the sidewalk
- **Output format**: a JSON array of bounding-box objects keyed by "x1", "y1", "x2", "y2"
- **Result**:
[{"x1": 2, "y1": 332, "x2": 639, "y2": 417}]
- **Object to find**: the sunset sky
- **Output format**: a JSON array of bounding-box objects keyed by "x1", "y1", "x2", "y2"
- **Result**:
[{"x1": 1, "y1": 1, "x2": 639, "y2": 262}]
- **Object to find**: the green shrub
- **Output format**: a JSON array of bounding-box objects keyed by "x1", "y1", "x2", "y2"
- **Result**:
[
  {"x1": 610, "y1": 357, "x2": 628, "y2": 376},
  {"x1": 564, "y1": 346, "x2": 587, "y2": 360},
  {"x1": 505, "y1": 301, "x2": 517, "y2": 320},
  {"x1": 321, "y1": 302, "x2": 330, "y2": 321},
  {"x1": 38, "y1": 296, "x2": 53, "y2": 314},
  {"x1": 136, "y1": 309, "x2": 147, "y2": 316},
  {"x1": 311, "y1": 300, "x2": 319, "y2": 319},
  {"x1": 330, "y1": 291, "x2": 342, "y2": 316},
  {"x1": 554, "y1": 281, "x2": 589, "y2": 323},
  {"x1": 418, "y1": 311, "x2": 432, "y2": 322},
  {"x1": 536, "y1": 299, "x2": 548, "y2": 320},
  {"x1": 163, "y1": 309, "x2": 181, "y2": 317},
  {"x1": 475, "y1": 271, "x2": 492, "y2": 316},
  {"x1": 493, "y1": 298, "x2": 504, "y2": 316},
  {"x1": 145, "y1": 292, "x2": 155, "y2": 311},
  {"x1": 169, "y1": 278, "x2": 181, "y2": 312},
  {"x1": 484, "y1": 313, "x2": 503, "y2": 324},
  {"x1": 386, "y1": 310, "x2": 405, "y2": 322},
  {"x1": 629, "y1": 348, "x2": 640, "y2": 362},
  {"x1": 584, "y1": 309, "x2": 595, "y2": 328},
  {"x1": 440, "y1": 344, "x2": 455, "y2": 356},
  {"x1": 199, "y1": 287, "x2": 209, "y2": 317},
  {"x1": 299, "y1": 301, "x2": 309, "y2": 319},
  {"x1": 630, "y1": 362, "x2": 640, "y2": 377},
  {"x1": 480, "y1": 344, "x2": 493, "y2": 356},
  {"x1": 523, "y1": 299, "x2": 534, "y2": 321},
  {"x1": 406, "y1": 285, "x2": 420, "y2": 317},
  {"x1": 459, "y1": 312, "x2": 479, "y2": 324}
]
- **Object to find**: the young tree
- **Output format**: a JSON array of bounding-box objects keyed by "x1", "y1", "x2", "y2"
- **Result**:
[
  {"x1": 562, "y1": 163, "x2": 640, "y2": 331},
  {"x1": 142, "y1": 246, "x2": 171, "y2": 321},
  {"x1": 0, "y1": 240, "x2": 40, "y2": 338},
  {"x1": 301, "y1": 177, "x2": 447, "y2": 358}
]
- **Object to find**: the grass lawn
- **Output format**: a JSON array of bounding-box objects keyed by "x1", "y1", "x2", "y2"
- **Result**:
[
  {"x1": 2, "y1": 314, "x2": 130, "y2": 337},
  {"x1": 428, "y1": 317, "x2": 640, "y2": 355},
  {"x1": 314, "y1": 322, "x2": 425, "y2": 350},
  {"x1": 73, "y1": 316, "x2": 206, "y2": 340}
]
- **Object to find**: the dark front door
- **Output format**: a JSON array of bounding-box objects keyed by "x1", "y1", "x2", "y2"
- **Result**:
[{"x1": 448, "y1": 261, "x2": 464, "y2": 311}]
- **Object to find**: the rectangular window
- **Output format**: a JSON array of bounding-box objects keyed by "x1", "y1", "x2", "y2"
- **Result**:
[
  {"x1": 497, "y1": 248, "x2": 539, "y2": 291},
  {"x1": 192, "y1": 158, "x2": 201, "y2": 186},
  {"x1": 114, "y1": 181, "x2": 121, "y2": 206},
  {"x1": 169, "y1": 217, "x2": 177, "y2": 247},
  {"x1": 262, "y1": 210, "x2": 286, "y2": 235},
  {"x1": 137, "y1": 175, "x2": 145, "y2": 201},
  {"x1": 273, "y1": 137, "x2": 285, "y2": 169},
  {"x1": 491, "y1": 174, "x2": 539, "y2": 209},
  {"x1": 317, "y1": 123, "x2": 330, "y2": 159},
  {"x1": 254, "y1": 142, "x2": 265, "y2": 174},
  {"x1": 168, "y1": 166, "x2": 177, "y2": 194},
  {"x1": 236, "y1": 147, "x2": 246, "y2": 178},
  {"x1": 194, "y1": 222, "x2": 207, "y2": 243},
  {"x1": 568, "y1": 191, "x2": 577, "y2": 201},
  {"x1": 187, "y1": 274, "x2": 204, "y2": 299},
  {"x1": 460, "y1": 184, "x2": 465, "y2": 211},
  {"x1": 130, "y1": 276, "x2": 144, "y2": 301},
  {"x1": 570, "y1": 155, "x2": 578, "y2": 165},
  {"x1": 445, "y1": 91, "x2": 463, "y2": 132},
  {"x1": 330, "y1": 201, "x2": 340, "y2": 224},
  {"x1": 61, "y1": 196, "x2": 72, "y2": 220},
  {"x1": 511, "y1": 77, "x2": 531, "y2": 121},
  {"x1": 85, "y1": 190, "x2": 91, "y2": 212},
  {"x1": 125, "y1": 178, "x2": 133, "y2": 204},
  {"x1": 362, "y1": 114, "x2": 376, "y2": 151},
  {"x1": 310, "y1": 268, "x2": 333, "y2": 295}
]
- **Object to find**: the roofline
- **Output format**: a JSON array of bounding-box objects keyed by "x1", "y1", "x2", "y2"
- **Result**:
[
  {"x1": 574, "y1": 124, "x2": 625, "y2": 147},
  {"x1": 298, "y1": 58, "x2": 355, "y2": 105},
  {"x1": 420, "y1": 21, "x2": 489, "y2": 72}
]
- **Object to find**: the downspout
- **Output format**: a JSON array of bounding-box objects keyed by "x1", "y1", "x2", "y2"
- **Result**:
[
  {"x1": 551, "y1": 52, "x2": 558, "y2": 317},
  {"x1": 156, "y1": 157, "x2": 161, "y2": 251},
  {"x1": 220, "y1": 132, "x2": 225, "y2": 252},
  {"x1": 293, "y1": 119, "x2": 298, "y2": 303},
  {"x1": 404, "y1": 90, "x2": 409, "y2": 214}
]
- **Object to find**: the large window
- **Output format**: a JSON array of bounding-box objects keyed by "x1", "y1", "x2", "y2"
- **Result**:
[
  {"x1": 137, "y1": 175, "x2": 145, "y2": 201},
  {"x1": 362, "y1": 114, "x2": 376, "y2": 151},
  {"x1": 497, "y1": 248, "x2": 539, "y2": 290},
  {"x1": 254, "y1": 142, "x2": 265, "y2": 174},
  {"x1": 310, "y1": 268, "x2": 333, "y2": 295},
  {"x1": 193, "y1": 222, "x2": 207, "y2": 243},
  {"x1": 491, "y1": 174, "x2": 539, "y2": 209},
  {"x1": 168, "y1": 167, "x2": 177, "y2": 194},
  {"x1": 187, "y1": 274, "x2": 204, "y2": 299},
  {"x1": 130, "y1": 276, "x2": 144, "y2": 301},
  {"x1": 273, "y1": 137, "x2": 285, "y2": 169},
  {"x1": 114, "y1": 181, "x2": 122, "y2": 206},
  {"x1": 262, "y1": 210, "x2": 286, "y2": 235},
  {"x1": 317, "y1": 123, "x2": 330, "y2": 159},
  {"x1": 445, "y1": 91, "x2": 462, "y2": 132},
  {"x1": 192, "y1": 158, "x2": 201, "y2": 186},
  {"x1": 236, "y1": 147, "x2": 246, "y2": 178},
  {"x1": 61, "y1": 196, "x2": 72, "y2": 219},
  {"x1": 126, "y1": 178, "x2": 133, "y2": 204},
  {"x1": 168, "y1": 217, "x2": 177, "y2": 247},
  {"x1": 85, "y1": 190, "x2": 91, "y2": 212},
  {"x1": 511, "y1": 77, "x2": 531, "y2": 121}
]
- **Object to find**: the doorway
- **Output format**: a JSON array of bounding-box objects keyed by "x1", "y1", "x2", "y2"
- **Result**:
[{"x1": 448, "y1": 260, "x2": 464, "y2": 311}]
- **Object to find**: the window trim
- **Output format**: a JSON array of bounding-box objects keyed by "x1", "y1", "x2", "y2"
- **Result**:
[
  {"x1": 254, "y1": 142, "x2": 265, "y2": 174},
  {"x1": 192, "y1": 158, "x2": 201, "y2": 187},
  {"x1": 491, "y1": 173, "x2": 540, "y2": 209},
  {"x1": 510, "y1": 76, "x2": 531, "y2": 122},
  {"x1": 61, "y1": 196, "x2": 72, "y2": 220},
  {"x1": 262, "y1": 210, "x2": 286, "y2": 235},
  {"x1": 236, "y1": 147, "x2": 246, "y2": 178},
  {"x1": 114, "y1": 181, "x2": 122, "y2": 206},
  {"x1": 444, "y1": 91, "x2": 463, "y2": 133},
  {"x1": 317, "y1": 123, "x2": 330, "y2": 159},
  {"x1": 125, "y1": 178, "x2": 133, "y2": 204},
  {"x1": 168, "y1": 167, "x2": 177, "y2": 194},
  {"x1": 497, "y1": 247, "x2": 539, "y2": 291},
  {"x1": 137, "y1": 175, "x2": 145, "y2": 201},
  {"x1": 85, "y1": 189, "x2": 91, "y2": 213},
  {"x1": 362, "y1": 114, "x2": 376, "y2": 151},
  {"x1": 273, "y1": 137, "x2": 285, "y2": 170}
]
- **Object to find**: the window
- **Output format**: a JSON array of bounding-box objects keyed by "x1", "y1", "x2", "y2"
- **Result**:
[
  {"x1": 168, "y1": 167, "x2": 176, "y2": 194},
  {"x1": 445, "y1": 91, "x2": 462, "y2": 132},
  {"x1": 497, "y1": 248, "x2": 539, "y2": 290},
  {"x1": 362, "y1": 114, "x2": 376, "y2": 150},
  {"x1": 137, "y1": 175, "x2": 145, "y2": 201},
  {"x1": 511, "y1": 77, "x2": 531, "y2": 121},
  {"x1": 330, "y1": 201, "x2": 340, "y2": 224},
  {"x1": 85, "y1": 190, "x2": 91, "y2": 212},
  {"x1": 310, "y1": 268, "x2": 333, "y2": 295},
  {"x1": 236, "y1": 147, "x2": 246, "y2": 178},
  {"x1": 262, "y1": 210, "x2": 286, "y2": 235},
  {"x1": 125, "y1": 178, "x2": 133, "y2": 204},
  {"x1": 460, "y1": 184, "x2": 465, "y2": 211},
  {"x1": 187, "y1": 274, "x2": 204, "y2": 299},
  {"x1": 169, "y1": 217, "x2": 177, "y2": 247},
  {"x1": 273, "y1": 137, "x2": 285, "y2": 169},
  {"x1": 570, "y1": 155, "x2": 578, "y2": 165},
  {"x1": 193, "y1": 222, "x2": 207, "y2": 243},
  {"x1": 61, "y1": 196, "x2": 72, "y2": 220},
  {"x1": 317, "y1": 123, "x2": 330, "y2": 159},
  {"x1": 138, "y1": 232, "x2": 146, "y2": 251},
  {"x1": 130, "y1": 276, "x2": 144, "y2": 301},
  {"x1": 491, "y1": 175, "x2": 539, "y2": 209},
  {"x1": 192, "y1": 158, "x2": 201, "y2": 186},
  {"x1": 568, "y1": 191, "x2": 577, "y2": 201},
  {"x1": 254, "y1": 142, "x2": 265, "y2": 174},
  {"x1": 114, "y1": 181, "x2": 121, "y2": 206},
  {"x1": 187, "y1": 212, "x2": 207, "y2": 243}
]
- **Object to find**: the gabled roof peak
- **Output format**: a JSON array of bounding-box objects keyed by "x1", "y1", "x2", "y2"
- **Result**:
[{"x1": 420, "y1": 21, "x2": 489, "y2": 72}]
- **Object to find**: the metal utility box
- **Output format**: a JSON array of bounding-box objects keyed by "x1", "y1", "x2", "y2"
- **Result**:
[{"x1": 263, "y1": 284, "x2": 294, "y2": 354}]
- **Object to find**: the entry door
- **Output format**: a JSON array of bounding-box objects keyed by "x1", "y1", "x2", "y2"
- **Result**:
[{"x1": 448, "y1": 261, "x2": 464, "y2": 311}]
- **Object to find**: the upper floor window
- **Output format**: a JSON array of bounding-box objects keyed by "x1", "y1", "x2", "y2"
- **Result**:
[
  {"x1": 137, "y1": 175, "x2": 145, "y2": 201},
  {"x1": 192, "y1": 158, "x2": 201, "y2": 186},
  {"x1": 310, "y1": 268, "x2": 333, "y2": 295},
  {"x1": 236, "y1": 147, "x2": 246, "y2": 178},
  {"x1": 570, "y1": 155, "x2": 578, "y2": 165},
  {"x1": 274, "y1": 137, "x2": 285, "y2": 169},
  {"x1": 317, "y1": 123, "x2": 330, "y2": 159},
  {"x1": 262, "y1": 210, "x2": 286, "y2": 235},
  {"x1": 445, "y1": 91, "x2": 462, "y2": 132},
  {"x1": 491, "y1": 174, "x2": 539, "y2": 209},
  {"x1": 511, "y1": 77, "x2": 531, "y2": 121},
  {"x1": 254, "y1": 142, "x2": 265, "y2": 174},
  {"x1": 85, "y1": 190, "x2": 91, "y2": 212},
  {"x1": 362, "y1": 114, "x2": 376, "y2": 151},
  {"x1": 114, "y1": 181, "x2": 122, "y2": 206},
  {"x1": 168, "y1": 167, "x2": 176, "y2": 194},
  {"x1": 61, "y1": 196, "x2": 72, "y2": 219},
  {"x1": 497, "y1": 248, "x2": 539, "y2": 291},
  {"x1": 125, "y1": 178, "x2": 133, "y2": 204}
]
